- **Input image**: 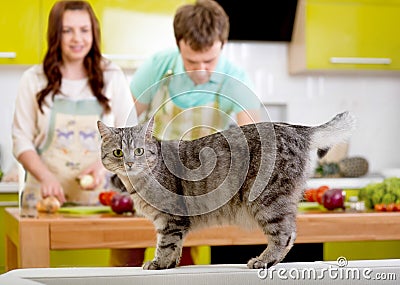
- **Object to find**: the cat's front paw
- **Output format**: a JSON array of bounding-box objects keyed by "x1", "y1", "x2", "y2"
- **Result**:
[
  {"x1": 143, "y1": 260, "x2": 160, "y2": 270},
  {"x1": 247, "y1": 257, "x2": 277, "y2": 269},
  {"x1": 143, "y1": 259, "x2": 178, "y2": 270}
]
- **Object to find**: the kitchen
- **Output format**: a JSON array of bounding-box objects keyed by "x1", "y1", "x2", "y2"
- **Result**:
[{"x1": 1, "y1": 0, "x2": 400, "y2": 277}]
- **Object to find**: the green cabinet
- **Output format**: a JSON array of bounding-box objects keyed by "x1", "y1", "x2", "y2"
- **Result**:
[
  {"x1": 0, "y1": 0, "x2": 42, "y2": 65},
  {"x1": 289, "y1": 0, "x2": 400, "y2": 73},
  {"x1": 0, "y1": 188, "x2": 19, "y2": 273}
]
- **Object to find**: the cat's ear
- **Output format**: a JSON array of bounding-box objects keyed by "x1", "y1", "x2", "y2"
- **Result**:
[
  {"x1": 97, "y1": 120, "x2": 112, "y2": 138},
  {"x1": 145, "y1": 117, "x2": 155, "y2": 140}
]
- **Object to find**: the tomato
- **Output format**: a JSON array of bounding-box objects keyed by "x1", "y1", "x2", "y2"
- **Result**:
[
  {"x1": 304, "y1": 189, "x2": 315, "y2": 202},
  {"x1": 316, "y1": 186, "x2": 330, "y2": 204},
  {"x1": 394, "y1": 203, "x2": 400, "y2": 212},
  {"x1": 374, "y1": 203, "x2": 386, "y2": 212},
  {"x1": 386, "y1": 203, "x2": 396, "y2": 212},
  {"x1": 99, "y1": 191, "x2": 117, "y2": 206}
]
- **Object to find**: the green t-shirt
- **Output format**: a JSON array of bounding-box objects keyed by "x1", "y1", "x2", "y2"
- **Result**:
[{"x1": 130, "y1": 48, "x2": 261, "y2": 115}]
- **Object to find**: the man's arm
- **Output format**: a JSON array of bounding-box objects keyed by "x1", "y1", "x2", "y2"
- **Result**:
[
  {"x1": 237, "y1": 109, "x2": 261, "y2": 126},
  {"x1": 133, "y1": 97, "x2": 149, "y2": 117}
]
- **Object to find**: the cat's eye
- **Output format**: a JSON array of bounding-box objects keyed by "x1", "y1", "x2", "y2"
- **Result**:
[
  {"x1": 134, "y1": 148, "x2": 144, "y2": 156},
  {"x1": 113, "y1": 149, "x2": 123, "y2": 157}
]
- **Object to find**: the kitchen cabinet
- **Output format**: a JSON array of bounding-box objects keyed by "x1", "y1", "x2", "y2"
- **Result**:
[
  {"x1": 288, "y1": 0, "x2": 400, "y2": 73},
  {"x1": 0, "y1": 0, "x2": 42, "y2": 65},
  {"x1": 89, "y1": 0, "x2": 193, "y2": 69},
  {"x1": 2, "y1": 0, "x2": 193, "y2": 67},
  {"x1": 0, "y1": 183, "x2": 19, "y2": 273}
]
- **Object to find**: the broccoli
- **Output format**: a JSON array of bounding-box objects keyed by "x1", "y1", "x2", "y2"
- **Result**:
[
  {"x1": 381, "y1": 193, "x2": 397, "y2": 205},
  {"x1": 357, "y1": 177, "x2": 400, "y2": 209},
  {"x1": 385, "y1": 177, "x2": 400, "y2": 197}
]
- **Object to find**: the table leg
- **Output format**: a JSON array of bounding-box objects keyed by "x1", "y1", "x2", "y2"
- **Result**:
[
  {"x1": 5, "y1": 235, "x2": 18, "y2": 271},
  {"x1": 19, "y1": 222, "x2": 50, "y2": 268}
]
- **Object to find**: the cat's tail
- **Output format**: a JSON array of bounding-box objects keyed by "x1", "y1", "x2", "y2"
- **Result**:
[{"x1": 310, "y1": 111, "x2": 357, "y2": 158}]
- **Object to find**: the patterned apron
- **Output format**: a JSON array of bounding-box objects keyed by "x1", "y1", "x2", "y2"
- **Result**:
[
  {"x1": 24, "y1": 95, "x2": 106, "y2": 205},
  {"x1": 140, "y1": 70, "x2": 232, "y2": 140}
]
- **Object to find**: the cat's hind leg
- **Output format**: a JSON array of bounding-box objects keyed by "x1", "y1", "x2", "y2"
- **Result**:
[{"x1": 247, "y1": 212, "x2": 297, "y2": 269}]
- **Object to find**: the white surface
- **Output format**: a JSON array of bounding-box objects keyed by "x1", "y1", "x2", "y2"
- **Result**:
[
  {"x1": 0, "y1": 182, "x2": 19, "y2": 193},
  {"x1": 3, "y1": 260, "x2": 400, "y2": 285},
  {"x1": 306, "y1": 175, "x2": 384, "y2": 189},
  {"x1": 380, "y1": 168, "x2": 400, "y2": 178}
]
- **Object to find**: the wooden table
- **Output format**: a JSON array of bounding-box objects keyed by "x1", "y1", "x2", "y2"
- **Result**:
[{"x1": 4, "y1": 207, "x2": 400, "y2": 271}]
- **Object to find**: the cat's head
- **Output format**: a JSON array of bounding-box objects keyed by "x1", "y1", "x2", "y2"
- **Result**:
[{"x1": 97, "y1": 118, "x2": 159, "y2": 178}]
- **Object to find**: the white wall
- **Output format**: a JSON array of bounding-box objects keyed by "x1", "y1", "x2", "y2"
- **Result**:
[
  {"x1": 224, "y1": 42, "x2": 400, "y2": 173},
  {"x1": 1, "y1": 42, "x2": 399, "y2": 174}
]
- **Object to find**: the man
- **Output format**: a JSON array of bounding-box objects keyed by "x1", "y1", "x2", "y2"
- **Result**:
[
  {"x1": 112, "y1": 0, "x2": 261, "y2": 267},
  {"x1": 131, "y1": 0, "x2": 261, "y2": 139}
]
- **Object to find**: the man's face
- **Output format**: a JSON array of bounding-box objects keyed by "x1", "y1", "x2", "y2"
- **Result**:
[{"x1": 179, "y1": 40, "x2": 223, "y2": 85}]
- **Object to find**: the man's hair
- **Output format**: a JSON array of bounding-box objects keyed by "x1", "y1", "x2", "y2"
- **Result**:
[{"x1": 173, "y1": 0, "x2": 229, "y2": 51}]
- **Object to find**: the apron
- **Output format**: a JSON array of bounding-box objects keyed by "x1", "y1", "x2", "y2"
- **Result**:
[
  {"x1": 25, "y1": 95, "x2": 106, "y2": 205},
  {"x1": 140, "y1": 70, "x2": 232, "y2": 140}
]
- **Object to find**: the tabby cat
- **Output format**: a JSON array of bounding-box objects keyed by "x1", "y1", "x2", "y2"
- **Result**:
[{"x1": 97, "y1": 111, "x2": 355, "y2": 270}]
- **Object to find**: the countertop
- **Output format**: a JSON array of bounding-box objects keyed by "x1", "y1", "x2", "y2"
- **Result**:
[
  {"x1": 0, "y1": 182, "x2": 19, "y2": 194},
  {"x1": 0, "y1": 174, "x2": 384, "y2": 194},
  {"x1": 306, "y1": 174, "x2": 384, "y2": 189}
]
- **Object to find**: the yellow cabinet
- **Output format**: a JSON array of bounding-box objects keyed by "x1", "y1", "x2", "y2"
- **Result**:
[
  {"x1": 0, "y1": 0, "x2": 41, "y2": 65},
  {"x1": 289, "y1": 0, "x2": 400, "y2": 73},
  {"x1": 89, "y1": 0, "x2": 193, "y2": 68},
  {"x1": 3, "y1": 0, "x2": 193, "y2": 66}
]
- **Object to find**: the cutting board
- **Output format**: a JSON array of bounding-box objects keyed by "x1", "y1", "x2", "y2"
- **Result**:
[{"x1": 58, "y1": 205, "x2": 112, "y2": 214}]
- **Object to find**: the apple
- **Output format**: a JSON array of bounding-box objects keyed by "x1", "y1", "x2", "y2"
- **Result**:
[{"x1": 110, "y1": 193, "x2": 134, "y2": 214}]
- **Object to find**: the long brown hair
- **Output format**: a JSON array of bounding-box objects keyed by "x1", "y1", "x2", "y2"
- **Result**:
[
  {"x1": 37, "y1": 0, "x2": 110, "y2": 114},
  {"x1": 173, "y1": 0, "x2": 229, "y2": 51}
]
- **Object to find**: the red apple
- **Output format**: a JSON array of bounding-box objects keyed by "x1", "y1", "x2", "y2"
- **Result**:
[{"x1": 110, "y1": 193, "x2": 134, "y2": 214}]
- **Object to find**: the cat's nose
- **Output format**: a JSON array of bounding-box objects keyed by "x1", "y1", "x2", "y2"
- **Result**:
[{"x1": 126, "y1": 162, "x2": 133, "y2": 168}]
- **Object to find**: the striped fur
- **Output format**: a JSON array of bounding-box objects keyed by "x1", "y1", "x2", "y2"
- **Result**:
[{"x1": 97, "y1": 111, "x2": 355, "y2": 270}]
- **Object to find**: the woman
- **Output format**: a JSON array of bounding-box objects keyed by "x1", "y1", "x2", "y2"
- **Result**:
[{"x1": 12, "y1": 0, "x2": 136, "y2": 206}]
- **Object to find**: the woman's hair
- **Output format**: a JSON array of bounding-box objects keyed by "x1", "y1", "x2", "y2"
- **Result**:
[
  {"x1": 37, "y1": 0, "x2": 110, "y2": 114},
  {"x1": 173, "y1": 0, "x2": 229, "y2": 51}
]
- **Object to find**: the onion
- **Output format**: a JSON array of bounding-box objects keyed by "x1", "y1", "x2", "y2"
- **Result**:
[
  {"x1": 322, "y1": 189, "x2": 345, "y2": 210},
  {"x1": 110, "y1": 193, "x2": 134, "y2": 214},
  {"x1": 79, "y1": 174, "x2": 95, "y2": 189},
  {"x1": 36, "y1": 196, "x2": 61, "y2": 213}
]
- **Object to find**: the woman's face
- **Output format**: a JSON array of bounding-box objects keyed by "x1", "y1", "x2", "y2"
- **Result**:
[
  {"x1": 179, "y1": 40, "x2": 223, "y2": 85},
  {"x1": 61, "y1": 9, "x2": 93, "y2": 63}
]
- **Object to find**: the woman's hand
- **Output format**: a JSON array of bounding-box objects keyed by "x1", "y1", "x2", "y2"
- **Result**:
[
  {"x1": 40, "y1": 172, "x2": 66, "y2": 204},
  {"x1": 78, "y1": 160, "x2": 106, "y2": 190},
  {"x1": 18, "y1": 150, "x2": 66, "y2": 204}
]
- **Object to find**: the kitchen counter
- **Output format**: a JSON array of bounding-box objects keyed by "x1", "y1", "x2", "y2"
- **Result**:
[
  {"x1": 307, "y1": 174, "x2": 384, "y2": 189},
  {"x1": 4, "y1": 207, "x2": 400, "y2": 271},
  {"x1": 0, "y1": 183, "x2": 19, "y2": 194}
]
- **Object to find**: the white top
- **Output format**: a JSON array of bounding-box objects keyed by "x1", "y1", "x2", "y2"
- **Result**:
[{"x1": 12, "y1": 62, "x2": 137, "y2": 158}]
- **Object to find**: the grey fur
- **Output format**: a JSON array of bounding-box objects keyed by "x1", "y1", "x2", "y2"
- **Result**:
[{"x1": 97, "y1": 111, "x2": 356, "y2": 270}]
